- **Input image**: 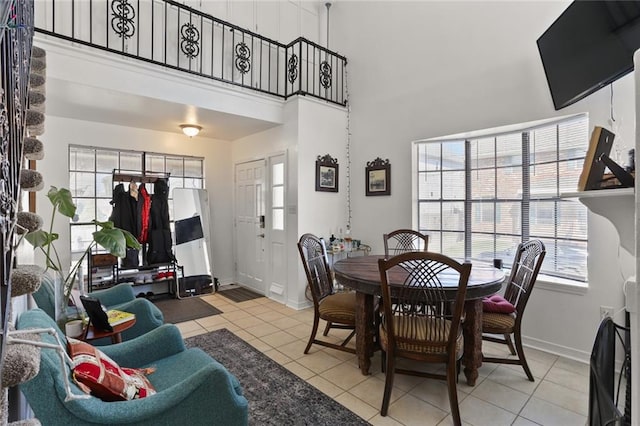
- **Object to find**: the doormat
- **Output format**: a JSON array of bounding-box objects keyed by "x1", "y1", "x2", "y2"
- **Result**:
[
  {"x1": 186, "y1": 329, "x2": 370, "y2": 425},
  {"x1": 218, "y1": 286, "x2": 263, "y2": 303},
  {"x1": 153, "y1": 296, "x2": 222, "y2": 324}
]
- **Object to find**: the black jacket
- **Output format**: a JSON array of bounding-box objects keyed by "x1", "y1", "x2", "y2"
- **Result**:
[{"x1": 147, "y1": 178, "x2": 174, "y2": 264}]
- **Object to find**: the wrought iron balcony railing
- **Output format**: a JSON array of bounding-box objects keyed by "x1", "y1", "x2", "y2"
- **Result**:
[{"x1": 34, "y1": 0, "x2": 347, "y2": 106}]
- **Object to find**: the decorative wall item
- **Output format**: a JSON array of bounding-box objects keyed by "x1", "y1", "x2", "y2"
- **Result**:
[
  {"x1": 366, "y1": 157, "x2": 390, "y2": 196},
  {"x1": 315, "y1": 154, "x2": 339, "y2": 192}
]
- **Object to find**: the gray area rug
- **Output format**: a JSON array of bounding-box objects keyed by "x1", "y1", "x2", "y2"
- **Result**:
[
  {"x1": 185, "y1": 329, "x2": 370, "y2": 426},
  {"x1": 152, "y1": 296, "x2": 222, "y2": 323},
  {"x1": 218, "y1": 286, "x2": 264, "y2": 303}
]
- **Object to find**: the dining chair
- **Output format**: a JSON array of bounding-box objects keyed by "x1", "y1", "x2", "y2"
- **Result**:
[
  {"x1": 383, "y1": 229, "x2": 429, "y2": 257},
  {"x1": 377, "y1": 252, "x2": 471, "y2": 424},
  {"x1": 297, "y1": 233, "x2": 357, "y2": 354},
  {"x1": 482, "y1": 239, "x2": 546, "y2": 381}
]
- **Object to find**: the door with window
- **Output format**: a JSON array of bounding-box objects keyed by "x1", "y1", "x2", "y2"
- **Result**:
[{"x1": 235, "y1": 160, "x2": 266, "y2": 294}]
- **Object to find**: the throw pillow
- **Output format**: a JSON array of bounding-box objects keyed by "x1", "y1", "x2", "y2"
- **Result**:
[
  {"x1": 482, "y1": 295, "x2": 516, "y2": 314},
  {"x1": 67, "y1": 338, "x2": 156, "y2": 401}
]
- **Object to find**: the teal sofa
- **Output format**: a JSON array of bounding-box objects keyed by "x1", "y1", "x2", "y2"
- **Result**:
[
  {"x1": 17, "y1": 308, "x2": 249, "y2": 425},
  {"x1": 33, "y1": 276, "x2": 164, "y2": 344}
]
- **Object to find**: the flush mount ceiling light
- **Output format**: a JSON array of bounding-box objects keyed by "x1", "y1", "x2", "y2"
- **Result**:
[{"x1": 180, "y1": 124, "x2": 202, "y2": 137}]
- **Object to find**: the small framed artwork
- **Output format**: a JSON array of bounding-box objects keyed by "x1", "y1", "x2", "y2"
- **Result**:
[
  {"x1": 316, "y1": 154, "x2": 339, "y2": 192},
  {"x1": 366, "y1": 157, "x2": 390, "y2": 196}
]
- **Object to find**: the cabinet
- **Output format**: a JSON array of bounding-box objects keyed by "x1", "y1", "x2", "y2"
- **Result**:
[{"x1": 88, "y1": 254, "x2": 180, "y2": 297}]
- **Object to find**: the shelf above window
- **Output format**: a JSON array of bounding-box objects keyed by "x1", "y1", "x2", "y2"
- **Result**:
[{"x1": 561, "y1": 188, "x2": 635, "y2": 254}]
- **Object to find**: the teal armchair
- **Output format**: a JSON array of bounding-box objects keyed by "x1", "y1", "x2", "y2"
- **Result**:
[
  {"x1": 17, "y1": 308, "x2": 249, "y2": 426},
  {"x1": 33, "y1": 276, "x2": 164, "y2": 344}
]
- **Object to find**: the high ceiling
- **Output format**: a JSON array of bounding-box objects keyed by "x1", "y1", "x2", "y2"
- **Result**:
[{"x1": 47, "y1": 77, "x2": 280, "y2": 141}]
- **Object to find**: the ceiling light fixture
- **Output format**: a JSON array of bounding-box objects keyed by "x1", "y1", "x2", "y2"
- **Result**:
[{"x1": 180, "y1": 124, "x2": 202, "y2": 137}]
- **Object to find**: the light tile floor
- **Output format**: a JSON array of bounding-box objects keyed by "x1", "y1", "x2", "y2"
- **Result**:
[{"x1": 176, "y1": 292, "x2": 589, "y2": 426}]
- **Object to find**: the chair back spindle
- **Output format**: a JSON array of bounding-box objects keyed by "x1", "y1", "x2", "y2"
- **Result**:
[{"x1": 383, "y1": 229, "x2": 429, "y2": 257}]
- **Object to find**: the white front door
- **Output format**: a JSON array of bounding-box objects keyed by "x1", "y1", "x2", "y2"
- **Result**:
[{"x1": 235, "y1": 160, "x2": 266, "y2": 294}]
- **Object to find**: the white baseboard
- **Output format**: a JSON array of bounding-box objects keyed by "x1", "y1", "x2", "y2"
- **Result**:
[{"x1": 522, "y1": 335, "x2": 590, "y2": 365}]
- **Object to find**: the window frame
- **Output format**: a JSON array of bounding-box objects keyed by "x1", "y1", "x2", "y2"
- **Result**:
[{"x1": 414, "y1": 115, "x2": 589, "y2": 283}]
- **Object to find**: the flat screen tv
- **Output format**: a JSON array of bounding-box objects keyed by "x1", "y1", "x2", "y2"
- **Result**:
[{"x1": 537, "y1": 1, "x2": 640, "y2": 110}]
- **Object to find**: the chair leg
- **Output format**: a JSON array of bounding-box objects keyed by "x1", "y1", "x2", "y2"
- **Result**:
[
  {"x1": 380, "y1": 352, "x2": 395, "y2": 416},
  {"x1": 304, "y1": 314, "x2": 320, "y2": 354},
  {"x1": 514, "y1": 329, "x2": 534, "y2": 382},
  {"x1": 323, "y1": 321, "x2": 332, "y2": 336},
  {"x1": 505, "y1": 333, "x2": 517, "y2": 355},
  {"x1": 447, "y1": 360, "x2": 462, "y2": 426}
]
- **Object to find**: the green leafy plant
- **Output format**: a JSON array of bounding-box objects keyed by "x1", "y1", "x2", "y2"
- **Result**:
[{"x1": 25, "y1": 186, "x2": 141, "y2": 304}]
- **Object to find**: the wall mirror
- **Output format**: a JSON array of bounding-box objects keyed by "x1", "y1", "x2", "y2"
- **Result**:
[{"x1": 173, "y1": 188, "x2": 214, "y2": 296}]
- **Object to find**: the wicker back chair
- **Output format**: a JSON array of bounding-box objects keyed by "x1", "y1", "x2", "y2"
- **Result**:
[
  {"x1": 377, "y1": 252, "x2": 471, "y2": 423},
  {"x1": 482, "y1": 239, "x2": 546, "y2": 381},
  {"x1": 297, "y1": 233, "x2": 356, "y2": 354},
  {"x1": 383, "y1": 229, "x2": 429, "y2": 257}
]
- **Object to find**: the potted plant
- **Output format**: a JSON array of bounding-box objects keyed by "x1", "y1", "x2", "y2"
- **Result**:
[{"x1": 25, "y1": 186, "x2": 141, "y2": 325}]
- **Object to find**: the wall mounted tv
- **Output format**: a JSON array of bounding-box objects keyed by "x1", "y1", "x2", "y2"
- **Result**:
[{"x1": 537, "y1": 1, "x2": 640, "y2": 110}]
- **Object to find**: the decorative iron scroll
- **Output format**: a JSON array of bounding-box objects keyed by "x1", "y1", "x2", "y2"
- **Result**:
[
  {"x1": 111, "y1": 0, "x2": 136, "y2": 39},
  {"x1": 235, "y1": 42, "x2": 251, "y2": 75},
  {"x1": 180, "y1": 23, "x2": 200, "y2": 59},
  {"x1": 320, "y1": 60, "x2": 332, "y2": 89},
  {"x1": 287, "y1": 54, "x2": 298, "y2": 84}
]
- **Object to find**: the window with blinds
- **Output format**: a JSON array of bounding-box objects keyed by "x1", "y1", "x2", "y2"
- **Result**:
[
  {"x1": 68, "y1": 145, "x2": 205, "y2": 261},
  {"x1": 416, "y1": 115, "x2": 588, "y2": 282}
]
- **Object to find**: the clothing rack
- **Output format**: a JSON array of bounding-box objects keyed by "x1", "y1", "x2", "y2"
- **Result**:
[
  {"x1": 110, "y1": 169, "x2": 173, "y2": 270},
  {"x1": 112, "y1": 169, "x2": 170, "y2": 183}
]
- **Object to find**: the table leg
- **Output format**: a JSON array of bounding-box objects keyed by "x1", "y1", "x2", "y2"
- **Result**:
[
  {"x1": 355, "y1": 291, "x2": 374, "y2": 375},
  {"x1": 112, "y1": 333, "x2": 123, "y2": 344},
  {"x1": 462, "y1": 299, "x2": 483, "y2": 386}
]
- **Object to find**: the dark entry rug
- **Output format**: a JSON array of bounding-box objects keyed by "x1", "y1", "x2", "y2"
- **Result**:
[
  {"x1": 218, "y1": 286, "x2": 264, "y2": 303},
  {"x1": 153, "y1": 296, "x2": 222, "y2": 323},
  {"x1": 185, "y1": 329, "x2": 370, "y2": 426}
]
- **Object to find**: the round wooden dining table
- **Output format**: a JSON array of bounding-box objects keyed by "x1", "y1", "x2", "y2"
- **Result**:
[{"x1": 333, "y1": 255, "x2": 505, "y2": 386}]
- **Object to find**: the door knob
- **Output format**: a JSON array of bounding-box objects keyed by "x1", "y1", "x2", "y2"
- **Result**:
[{"x1": 258, "y1": 233, "x2": 265, "y2": 238}]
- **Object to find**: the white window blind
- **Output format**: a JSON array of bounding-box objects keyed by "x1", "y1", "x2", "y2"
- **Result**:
[{"x1": 417, "y1": 115, "x2": 588, "y2": 282}]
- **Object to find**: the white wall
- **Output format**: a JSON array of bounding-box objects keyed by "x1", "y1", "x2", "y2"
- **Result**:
[
  {"x1": 332, "y1": 1, "x2": 634, "y2": 362},
  {"x1": 192, "y1": 0, "x2": 322, "y2": 44},
  {"x1": 34, "y1": 116, "x2": 236, "y2": 285},
  {"x1": 233, "y1": 97, "x2": 348, "y2": 309}
]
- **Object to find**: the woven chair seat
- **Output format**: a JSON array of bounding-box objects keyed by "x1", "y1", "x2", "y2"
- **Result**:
[
  {"x1": 482, "y1": 312, "x2": 516, "y2": 334},
  {"x1": 379, "y1": 316, "x2": 463, "y2": 355},
  {"x1": 318, "y1": 292, "x2": 357, "y2": 324}
]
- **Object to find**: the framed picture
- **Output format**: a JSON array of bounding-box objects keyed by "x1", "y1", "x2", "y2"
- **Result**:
[
  {"x1": 366, "y1": 157, "x2": 390, "y2": 196},
  {"x1": 316, "y1": 154, "x2": 339, "y2": 192}
]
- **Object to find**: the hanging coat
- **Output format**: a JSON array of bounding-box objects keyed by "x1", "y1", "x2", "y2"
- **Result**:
[
  {"x1": 109, "y1": 183, "x2": 137, "y2": 236},
  {"x1": 147, "y1": 178, "x2": 174, "y2": 264},
  {"x1": 138, "y1": 183, "x2": 151, "y2": 244},
  {"x1": 110, "y1": 183, "x2": 140, "y2": 268}
]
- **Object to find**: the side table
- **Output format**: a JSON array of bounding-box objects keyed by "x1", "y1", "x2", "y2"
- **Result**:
[{"x1": 81, "y1": 318, "x2": 136, "y2": 344}]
